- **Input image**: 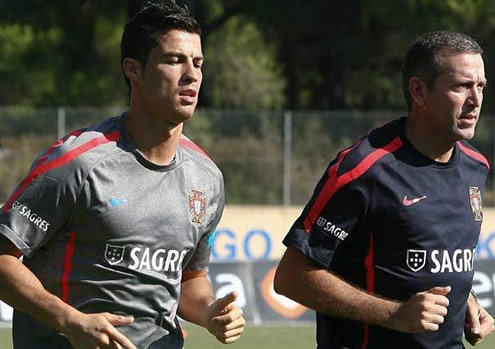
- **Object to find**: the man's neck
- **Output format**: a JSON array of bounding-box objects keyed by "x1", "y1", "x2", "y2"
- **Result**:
[
  {"x1": 124, "y1": 111, "x2": 183, "y2": 166},
  {"x1": 404, "y1": 115, "x2": 456, "y2": 163}
]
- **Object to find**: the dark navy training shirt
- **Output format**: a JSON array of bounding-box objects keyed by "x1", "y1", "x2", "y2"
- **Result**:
[{"x1": 283, "y1": 117, "x2": 489, "y2": 349}]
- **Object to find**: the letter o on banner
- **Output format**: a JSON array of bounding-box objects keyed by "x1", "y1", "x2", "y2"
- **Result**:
[{"x1": 244, "y1": 229, "x2": 272, "y2": 260}]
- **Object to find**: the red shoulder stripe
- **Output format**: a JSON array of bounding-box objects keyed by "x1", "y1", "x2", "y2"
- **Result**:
[
  {"x1": 37, "y1": 130, "x2": 84, "y2": 169},
  {"x1": 458, "y1": 142, "x2": 490, "y2": 170},
  {"x1": 2, "y1": 130, "x2": 121, "y2": 214},
  {"x1": 302, "y1": 140, "x2": 364, "y2": 232},
  {"x1": 61, "y1": 231, "x2": 76, "y2": 302},
  {"x1": 303, "y1": 136, "x2": 403, "y2": 233},
  {"x1": 180, "y1": 138, "x2": 211, "y2": 159}
]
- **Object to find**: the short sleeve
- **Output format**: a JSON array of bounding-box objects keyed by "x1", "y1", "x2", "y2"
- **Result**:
[
  {"x1": 0, "y1": 164, "x2": 82, "y2": 257},
  {"x1": 283, "y1": 165, "x2": 369, "y2": 269}
]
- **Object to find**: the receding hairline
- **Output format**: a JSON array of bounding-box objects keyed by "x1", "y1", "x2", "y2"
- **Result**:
[{"x1": 434, "y1": 47, "x2": 484, "y2": 75}]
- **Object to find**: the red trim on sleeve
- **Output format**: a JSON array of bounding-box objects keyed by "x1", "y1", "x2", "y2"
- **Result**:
[
  {"x1": 61, "y1": 231, "x2": 76, "y2": 302},
  {"x1": 303, "y1": 137, "x2": 403, "y2": 233},
  {"x1": 362, "y1": 325, "x2": 370, "y2": 349},
  {"x1": 361, "y1": 232, "x2": 375, "y2": 349},
  {"x1": 179, "y1": 138, "x2": 211, "y2": 159},
  {"x1": 458, "y1": 142, "x2": 490, "y2": 170},
  {"x1": 364, "y1": 233, "x2": 375, "y2": 294},
  {"x1": 2, "y1": 130, "x2": 121, "y2": 214}
]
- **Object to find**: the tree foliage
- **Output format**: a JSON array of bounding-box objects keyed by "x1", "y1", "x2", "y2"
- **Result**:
[
  {"x1": 202, "y1": 16, "x2": 285, "y2": 109},
  {"x1": 1, "y1": 0, "x2": 495, "y2": 110}
]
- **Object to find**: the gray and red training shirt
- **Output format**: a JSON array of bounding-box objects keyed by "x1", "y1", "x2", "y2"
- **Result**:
[{"x1": 0, "y1": 113, "x2": 224, "y2": 348}]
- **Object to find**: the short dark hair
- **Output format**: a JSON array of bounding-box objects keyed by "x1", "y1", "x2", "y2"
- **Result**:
[
  {"x1": 120, "y1": 1, "x2": 201, "y2": 91},
  {"x1": 402, "y1": 31, "x2": 483, "y2": 111}
]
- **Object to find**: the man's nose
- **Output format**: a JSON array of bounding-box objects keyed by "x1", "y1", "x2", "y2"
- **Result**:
[
  {"x1": 468, "y1": 87, "x2": 483, "y2": 108},
  {"x1": 182, "y1": 61, "x2": 201, "y2": 83}
]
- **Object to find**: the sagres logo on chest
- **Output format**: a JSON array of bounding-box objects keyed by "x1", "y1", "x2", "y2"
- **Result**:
[
  {"x1": 469, "y1": 186, "x2": 483, "y2": 222},
  {"x1": 188, "y1": 189, "x2": 207, "y2": 224}
]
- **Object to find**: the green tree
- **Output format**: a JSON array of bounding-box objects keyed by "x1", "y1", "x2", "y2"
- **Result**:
[
  {"x1": 202, "y1": 16, "x2": 285, "y2": 110},
  {"x1": 0, "y1": 24, "x2": 59, "y2": 105},
  {"x1": 246, "y1": 0, "x2": 495, "y2": 111},
  {"x1": 0, "y1": 0, "x2": 128, "y2": 106}
]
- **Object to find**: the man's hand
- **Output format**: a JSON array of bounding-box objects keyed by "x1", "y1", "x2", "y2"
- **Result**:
[
  {"x1": 205, "y1": 291, "x2": 246, "y2": 344},
  {"x1": 387, "y1": 286, "x2": 451, "y2": 333},
  {"x1": 465, "y1": 293, "x2": 495, "y2": 346},
  {"x1": 63, "y1": 311, "x2": 136, "y2": 349}
]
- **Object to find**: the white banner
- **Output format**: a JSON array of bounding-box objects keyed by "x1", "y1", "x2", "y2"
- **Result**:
[{"x1": 0, "y1": 301, "x2": 12, "y2": 322}]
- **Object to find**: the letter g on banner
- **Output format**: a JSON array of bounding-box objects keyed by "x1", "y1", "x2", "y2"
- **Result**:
[{"x1": 211, "y1": 229, "x2": 236, "y2": 259}]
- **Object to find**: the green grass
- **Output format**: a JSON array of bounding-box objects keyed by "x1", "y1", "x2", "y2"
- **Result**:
[
  {"x1": 0, "y1": 324, "x2": 316, "y2": 349},
  {"x1": 1, "y1": 324, "x2": 495, "y2": 348},
  {"x1": 0, "y1": 328, "x2": 10, "y2": 349},
  {"x1": 183, "y1": 324, "x2": 316, "y2": 348}
]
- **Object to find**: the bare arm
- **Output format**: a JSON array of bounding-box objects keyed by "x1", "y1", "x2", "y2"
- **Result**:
[
  {"x1": 178, "y1": 268, "x2": 215, "y2": 326},
  {"x1": 179, "y1": 268, "x2": 245, "y2": 344},
  {"x1": 274, "y1": 247, "x2": 451, "y2": 333},
  {"x1": 0, "y1": 234, "x2": 136, "y2": 349},
  {"x1": 0, "y1": 234, "x2": 73, "y2": 330}
]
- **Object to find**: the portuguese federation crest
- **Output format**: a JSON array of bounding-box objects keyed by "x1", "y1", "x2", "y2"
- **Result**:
[
  {"x1": 189, "y1": 189, "x2": 207, "y2": 224},
  {"x1": 469, "y1": 186, "x2": 483, "y2": 222}
]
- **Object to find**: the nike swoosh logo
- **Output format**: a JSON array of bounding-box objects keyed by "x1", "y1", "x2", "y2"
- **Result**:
[
  {"x1": 402, "y1": 195, "x2": 427, "y2": 206},
  {"x1": 109, "y1": 198, "x2": 128, "y2": 207}
]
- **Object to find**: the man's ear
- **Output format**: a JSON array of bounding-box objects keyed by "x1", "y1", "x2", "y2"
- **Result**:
[
  {"x1": 122, "y1": 58, "x2": 143, "y2": 82},
  {"x1": 409, "y1": 76, "x2": 428, "y2": 107}
]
